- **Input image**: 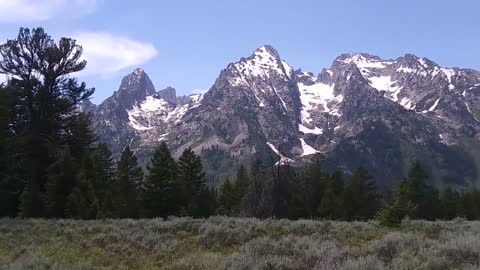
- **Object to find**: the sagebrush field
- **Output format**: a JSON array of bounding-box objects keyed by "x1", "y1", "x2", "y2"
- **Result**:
[{"x1": 1, "y1": 217, "x2": 479, "y2": 269}]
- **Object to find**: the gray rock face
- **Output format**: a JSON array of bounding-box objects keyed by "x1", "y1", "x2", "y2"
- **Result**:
[
  {"x1": 156, "y1": 87, "x2": 177, "y2": 105},
  {"x1": 90, "y1": 46, "x2": 480, "y2": 187}
]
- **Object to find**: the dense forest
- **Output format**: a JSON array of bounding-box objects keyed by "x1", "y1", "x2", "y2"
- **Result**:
[{"x1": 1, "y1": 27, "x2": 480, "y2": 226}]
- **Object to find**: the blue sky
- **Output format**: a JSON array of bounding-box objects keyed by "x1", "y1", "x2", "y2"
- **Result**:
[{"x1": 0, "y1": 0, "x2": 479, "y2": 103}]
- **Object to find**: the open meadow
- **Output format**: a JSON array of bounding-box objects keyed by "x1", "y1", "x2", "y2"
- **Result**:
[{"x1": 1, "y1": 217, "x2": 480, "y2": 269}]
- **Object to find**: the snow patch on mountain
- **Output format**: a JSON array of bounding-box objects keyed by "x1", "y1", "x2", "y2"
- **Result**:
[
  {"x1": 267, "y1": 142, "x2": 294, "y2": 165},
  {"x1": 340, "y1": 54, "x2": 392, "y2": 69},
  {"x1": 140, "y1": 96, "x2": 168, "y2": 111},
  {"x1": 397, "y1": 66, "x2": 416, "y2": 73},
  {"x1": 281, "y1": 60, "x2": 293, "y2": 79},
  {"x1": 234, "y1": 46, "x2": 286, "y2": 79},
  {"x1": 300, "y1": 138, "x2": 319, "y2": 156},
  {"x1": 369, "y1": 76, "x2": 399, "y2": 92},
  {"x1": 400, "y1": 97, "x2": 415, "y2": 110},
  {"x1": 127, "y1": 96, "x2": 170, "y2": 130},
  {"x1": 368, "y1": 76, "x2": 404, "y2": 102},
  {"x1": 298, "y1": 79, "x2": 341, "y2": 123},
  {"x1": 428, "y1": 98, "x2": 441, "y2": 112},
  {"x1": 465, "y1": 102, "x2": 479, "y2": 122},
  {"x1": 299, "y1": 123, "x2": 323, "y2": 135},
  {"x1": 441, "y1": 68, "x2": 456, "y2": 90}
]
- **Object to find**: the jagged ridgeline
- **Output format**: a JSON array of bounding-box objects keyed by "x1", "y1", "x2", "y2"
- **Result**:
[{"x1": 85, "y1": 45, "x2": 480, "y2": 188}]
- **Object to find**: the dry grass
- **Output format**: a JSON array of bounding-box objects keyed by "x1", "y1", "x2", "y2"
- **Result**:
[{"x1": 0, "y1": 217, "x2": 479, "y2": 269}]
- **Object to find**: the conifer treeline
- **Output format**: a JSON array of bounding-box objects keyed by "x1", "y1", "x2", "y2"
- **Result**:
[
  {"x1": 1, "y1": 28, "x2": 480, "y2": 224},
  {"x1": 215, "y1": 157, "x2": 480, "y2": 225},
  {"x1": 0, "y1": 27, "x2": 216, "y2": 219}
]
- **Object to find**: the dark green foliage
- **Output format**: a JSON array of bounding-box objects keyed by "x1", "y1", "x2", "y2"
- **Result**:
[
  {"x1": 143, "y1": 142, "x2": 179, "y2": 218},
  {"x1": 115, "y1": 147, "x2": 143, "y2": 218},
  {"x1": 341, "y1": 167, "x2": 380, "y2": 221},
  {"x1": 377, "y1": 162, "x2": 442, "y2": 226},
  {"x1": 217, "y1": 179, "x2": 235, "y2": 215},
  {"x1": 43, "y1": 146, "x2": 77, "y2": 218},
  {"x1": 458, "y1": 189, "x2": 480, "y2": 219},
  {"x1": 404, "y1": 162, "x2": 442, "y2": 220},
  {"x1": 64, "y1": 112, "x2": 97, "y2": 159},
  {"x1": 194, "y1": 187, "x2": 218, "y2": 218},
  {"x1": 66, "y1": 145, "x2": 115, "y2": 219},
  {"x1": 240, "y1": 160, "x2": 274, "y2": 218},
  {"x1": 177, "y1": 147, "x2": 212, "y2": 217},
  {"x1": 92, "y1": 144, "x2": 116, "y2": 218},
  {"x1": 0, "y1": 87, "x2": 23, "y2": 217},
  {"x1": 317, "y1": 172, "x2": 344, "y2": 219},
  {"x1": 233, "y1": 165, "x2": 250, "y2": 210},
  {"x1": 376, "y1": 180, "x2": 417, "y2": 227},
  {"x1": 0, "y1": 27, "x2": 93, "y2": 217},
  {"x1": 304, "y1": 155, "x2": 328, "y2": 216},
  {"x1": 441, "y1": 187, "x2": 461, "y2": 220},
  {"x1": 288, "y1": 176, "x2": 309, "y2": 220}
]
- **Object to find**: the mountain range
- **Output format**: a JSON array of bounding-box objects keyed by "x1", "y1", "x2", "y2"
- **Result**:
[{"x1": 82, "y1": 45, "x2": 480, "y2": 188}]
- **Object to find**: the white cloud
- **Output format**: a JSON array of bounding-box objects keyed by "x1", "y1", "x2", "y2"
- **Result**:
[
  {"x1": 73, "y1": 32, "x2": 158, "y2": 77},
  {"x1": 0, "y1": 0, "x2": 101, "y2": 23}
]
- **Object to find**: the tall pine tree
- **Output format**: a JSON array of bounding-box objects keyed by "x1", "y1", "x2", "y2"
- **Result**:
[
  {"x1": 0, "y1": 27, "x2": 94, "y2": 217},
  {"x1": 43, "y1": 146, "x2": 77, "y2": 218},
  {"x1": 115, "y1": 146, "x2": 143, "y2": 218},
  {"x1": 143, "y1": 142, "x2": 179, "y2": 218},
  {"x1": 341, "y1": 167, "x2": 380, "y2": 221},
  {"x1": 0, "y1": 87, "x2": 23, "y2": 217},
  {"x1": 177, "y1": 147, "x2": 209, "y2": 217}
]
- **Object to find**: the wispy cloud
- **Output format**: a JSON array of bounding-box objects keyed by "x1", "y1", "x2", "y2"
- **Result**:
[
  {"x1": 0, "y1": 0, "x2": 102, "y2": 23},
  {"x1": 73, "y1": 32, "x2": 158, "y2": 77}
]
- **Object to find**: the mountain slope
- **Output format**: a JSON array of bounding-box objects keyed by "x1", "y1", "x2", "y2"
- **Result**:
[{"x1": 89, "y1": 46, "x2": 480, "y2": 187}]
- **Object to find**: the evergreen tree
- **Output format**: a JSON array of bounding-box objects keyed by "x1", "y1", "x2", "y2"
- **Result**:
[
  {"x1": 92, "y1": 143, "x2": 116, "y2": 218},
  {"x1": 329, "y1": 171, "x2": 344, "y2": 195},
  {"x1": 217, "y1": 165, "x2": 252, "y2": 216},
  {"x1": 404, "y1": 162, "x2": 441, "y2": 220},
  {"x1": 66, "y1": 148, "x2": 114, "y2": 219},
  {"x1": 218, "y1": 178, "x2": 235, "y2": 215},
  {"x1": 42, "y1": 146, "x2": 77, "y2": 218},
  {"x1": 317, "y1": 172, "x2": 344, "y2": 219},
  {"x1": 195, "y1": 187, "x2": 217, "y2": 218},
  {"x1": 459, "y1": 189, "x2": 480, "y2": 220},
  {"x1": 115, "y1": 147, "x2": 143, "y2": 218},
  {"x1": 304, "y1": 154, "x2": 328, "y2": 217},
  {"x1": 274, "y1": 164, "x2": 296, "y2": 218},
  {"x1": 0, "y1": 87, "x2": 23, "y2": 217},
  {"x1": 177, "y1": 147, "x2": 208, "y2": 217},
  {"x1": 240, "y1": 160, "x2": 273, "y2": 218},
  {"x1": 288, "y1": 176, "x2": 309, "y2": 220},
  {"x1": 441, "y1": 187, "x2": 461, "y2": 220},
  {"x1": 376, "y1": 179, "x2": 416, "y2": 226},
  {"x1": 64, "y1": 112, "x2": 96, "y2": 160},
  {"x1": 232, "y1": 165, "x2": 250, "y2": 213},
  {"x1": 143, "y1": 142, "x2": 179, "y2": 218},
  {"x1": 341, "y1": 167, "x2": 380, "y2": 221},
  {"x1": 0, "y1": 27, "x2": 94, "y2": 217},
  {"x1": 317, "y1": 188, "x2": 338, "y2": 219}
]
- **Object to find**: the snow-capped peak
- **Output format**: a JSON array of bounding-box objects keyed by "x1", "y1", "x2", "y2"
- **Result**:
[
  {"x1": 338, "y1": 53, "x2": 392, "y2": 69},
  {"x1": 229, "y1": 45, "x2": 293, "y2": 81},
  {"x1": 253, "y1": 45, "x2": 281, "y2": 60}
]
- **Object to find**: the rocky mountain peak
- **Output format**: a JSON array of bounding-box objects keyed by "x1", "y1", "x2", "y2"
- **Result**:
[
  {"x1": 112, "y1": 68, "x2": 156, "y2": 109},
  {"x1": 156, "y1": 86, "x2": 177, "y2": 105},
  {"x1": 90, "y1": 47, "x2": 480, "y2": 188},
  {"x1": 252, "y1": 45, "x2": 281, "y2": 61},
  {"x1": 133, "y1": 67, "x2": 145, "y2": 76}
]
